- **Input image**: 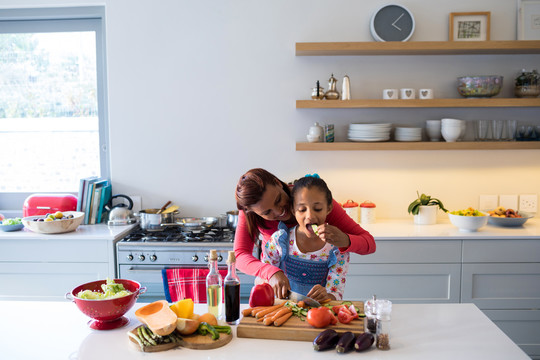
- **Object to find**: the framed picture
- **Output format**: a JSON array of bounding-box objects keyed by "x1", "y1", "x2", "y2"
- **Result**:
[
  {"x1": 518, "y1": 0, "x2": 540, "y2": 40},
  {"x1": 449, "y1": 12, "x2": 491, "y2": 41}
]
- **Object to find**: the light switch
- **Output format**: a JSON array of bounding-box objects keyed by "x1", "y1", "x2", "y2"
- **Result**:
[
  {"x1": 479, "y1": 195, "x2": 498, "y2": 210},
  {"x1": 499, "y1": 195, "x2": 518, "y2": 210}
]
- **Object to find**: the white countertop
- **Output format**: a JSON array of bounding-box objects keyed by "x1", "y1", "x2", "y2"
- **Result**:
[
  {"x1": 0, "y1": 301, "x2": 529, "y2": 360},
  {"x1": 0, "y1": 223, "x2": 136, "y2": 241},
  {"x1": 361, "y1": 218, "x2": 540, "y2": 240}
]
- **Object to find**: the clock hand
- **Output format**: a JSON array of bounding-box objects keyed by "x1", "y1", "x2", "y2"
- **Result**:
[{"x1": 391, "y1": 13, "x2": 405, "y2": 31}]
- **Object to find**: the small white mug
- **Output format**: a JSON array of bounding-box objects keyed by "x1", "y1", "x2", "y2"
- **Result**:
[
  {"x1": 382, "y1": 89, "x2": 398, "y2": 100},
  {"x1": 419, "y1": 88, "x2": 434, "y2": 99},
  {"x1": 400, "y1": 88, "x2": 415, "y2": 100}
]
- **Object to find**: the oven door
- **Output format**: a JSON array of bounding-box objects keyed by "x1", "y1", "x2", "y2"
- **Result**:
[{"x1": 119, "y1": 264, "x2": 255, "y2": 303}]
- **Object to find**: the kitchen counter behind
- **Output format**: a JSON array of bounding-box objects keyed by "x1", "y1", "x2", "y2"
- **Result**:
[{"x1": 0, "y1": 223, "x2": 136, "y2": 241}]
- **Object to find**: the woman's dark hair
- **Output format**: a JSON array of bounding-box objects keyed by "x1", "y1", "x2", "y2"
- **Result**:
[
  {"x1": 291, "y1": 176, "x2": 333, "y2": 207},
  {"x1": 235, "y1": 168, "x2": 291, "y2": 240}
]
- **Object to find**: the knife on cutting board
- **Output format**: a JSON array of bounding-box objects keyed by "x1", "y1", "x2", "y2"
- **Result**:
[{"x1": 287, "y1": 290, "x2": 321, "y2": 307}]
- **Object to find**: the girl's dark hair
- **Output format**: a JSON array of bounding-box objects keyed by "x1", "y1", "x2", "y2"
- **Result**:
[
  {"x1": 235, "y1": 168, "x2": 291, "y2": 240},
  {"x1": 291, "y1": 176, "x2": 333, "y2": 207}
]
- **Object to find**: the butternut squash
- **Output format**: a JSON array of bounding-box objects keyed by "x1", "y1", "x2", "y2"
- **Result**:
[{"x1": 135, "y1": 300, "x2": 177, "y2": 336}]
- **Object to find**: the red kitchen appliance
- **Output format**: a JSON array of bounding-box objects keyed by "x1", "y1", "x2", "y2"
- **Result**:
[{"x1": 23, "y1": 193, "x2": 78, "y2": 217}]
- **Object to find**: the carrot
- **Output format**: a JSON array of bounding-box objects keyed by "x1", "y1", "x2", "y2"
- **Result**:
[
  {"x1": 297, "y1": 300, "x2": 306, "y2": 308},
  {"x1": 252, "y1": 306, "x2": 272, "y2": 317},
  {"x1": 273, "y1": 312, "x2": 293, "y2": 327},
  {"x1": 255, "y1": 303, "x2": 284, "y2": 319},
  {"x1": 269, "y1": 307, "x2": 292, "y2": 322},
  {"x1": 262, "y1": 317, "x2": 274, "y2": 326},
  {"x1": 242, "y1": 308, "x2": 254, "y2": 316},
  {"x1": 320, "y1": 298, "x2": 332, "y2": 304}
]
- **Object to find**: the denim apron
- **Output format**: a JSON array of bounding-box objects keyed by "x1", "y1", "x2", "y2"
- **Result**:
[{"x1": 275, "y1": 222, "x2": 339, "y2": 296}]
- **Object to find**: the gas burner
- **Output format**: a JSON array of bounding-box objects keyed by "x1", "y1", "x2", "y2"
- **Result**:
[{"x1": 119, "y1": 225, "x2": 235, "y2": 243}]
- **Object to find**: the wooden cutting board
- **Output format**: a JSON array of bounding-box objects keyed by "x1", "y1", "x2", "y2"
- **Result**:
[
  {"x1": 128, "y1": 326, "x2": 232, "y2": 352},
  {"x1": 236, "y1": 301, "x2": 364, "y2": 342}
]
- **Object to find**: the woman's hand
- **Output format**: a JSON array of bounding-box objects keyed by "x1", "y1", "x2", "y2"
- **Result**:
[
  {"x1": 316, "y1": 223, "x2": 351, "y2": 248},
  {"x1": 307, "y1": 284, "x2": 336, "y2": 302},
  {"x1": 268, "y1": 271, "x2": 291, "y2": 299}
]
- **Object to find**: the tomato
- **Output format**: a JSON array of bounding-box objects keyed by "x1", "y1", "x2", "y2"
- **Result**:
[
  {"x1": 337, "y1": 309, "x2": 355, "y2": 324},
  {"x1": 307, "y1": 307, "x2": 333, "y2": 328},
  {"x1": 332, "y1": 305, "x2": 346, "y2": 314},
  {"x1": 348, "y1": 305, "x2": 359, "y2": 319},
  {"x1": 248, "y1": 283, "x2": 274, "y2": 307}
]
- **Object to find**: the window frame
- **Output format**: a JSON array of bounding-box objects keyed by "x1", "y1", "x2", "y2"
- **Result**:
[{"x1": 0, "y1": 6, "x2": 109, "y2": 211}]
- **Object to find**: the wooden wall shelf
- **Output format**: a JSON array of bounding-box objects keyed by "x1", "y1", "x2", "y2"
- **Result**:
[
  {"x1": 295, "y1": 40, "x2": 540, "y2": 56},
  {"x1": 296, "y1": 98, "x2": 540, "y2": 109},
  {"x1": 296, "y1": 141, "x2": 540, "y2": 151}
]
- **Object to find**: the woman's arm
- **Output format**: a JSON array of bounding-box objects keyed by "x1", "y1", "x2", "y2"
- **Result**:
[
  {"x1": 233, "y1": 210, "x2": 282, "y2": 280},
  {"x1": 325, "y1": 199, "x2": 376, "y2": 255}
]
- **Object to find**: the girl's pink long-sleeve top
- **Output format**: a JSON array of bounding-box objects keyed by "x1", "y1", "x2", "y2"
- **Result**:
[{"x1": 233, "y1": 199, "x2": 376, "y2": 281}]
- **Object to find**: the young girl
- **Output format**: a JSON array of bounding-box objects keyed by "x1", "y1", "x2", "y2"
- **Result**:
[{"x1": 261, "y1": 175, "x2": 349, "y2": 302}]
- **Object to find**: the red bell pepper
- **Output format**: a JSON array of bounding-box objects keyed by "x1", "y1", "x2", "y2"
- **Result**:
[{"x1": 248, "y1": 283, "x2": 274, "y2": 307}]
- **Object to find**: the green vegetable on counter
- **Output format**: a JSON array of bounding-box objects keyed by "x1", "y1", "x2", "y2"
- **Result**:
[{"x1": 77, "y1": 277, "x2": 132, "y2": 299}]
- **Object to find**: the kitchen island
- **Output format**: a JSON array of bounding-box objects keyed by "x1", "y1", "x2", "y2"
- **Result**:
[{"x1": 0, "y1": 301, "x2": 529, "y2": 359}]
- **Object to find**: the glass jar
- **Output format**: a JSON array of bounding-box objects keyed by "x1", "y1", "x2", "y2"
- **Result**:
[
  {"x1": 364, "y1": 295, "x2": 377, "y2": 333},
  {"x1": 376, "y1": 300, "x2": 392, "y2": 350}
]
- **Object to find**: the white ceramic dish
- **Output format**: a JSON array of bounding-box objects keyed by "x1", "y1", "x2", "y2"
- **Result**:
[
  {"x1": 488, "y1": 212, "x2": 534, "y2": 227},
  {"x1": 22, "y1": 211, "x2": 85, "y2": 234},
  {"x1": 448, "y1": 213, "x2": 489, "y2": 232}
]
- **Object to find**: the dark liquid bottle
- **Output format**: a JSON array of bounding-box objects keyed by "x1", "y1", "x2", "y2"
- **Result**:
[{"x1": 224, "y1": 251, "x2": 241, "y2": 325}]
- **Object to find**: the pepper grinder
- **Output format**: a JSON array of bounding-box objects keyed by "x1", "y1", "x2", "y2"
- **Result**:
[
  {"x1": 311, "y1": 80, "x2": 325, "y2": 100},
  {"x1": 341, "y1": 75, "x2": 351, "y2": 100},
  {"x1": 324, "y1": 74, "x2": 340, "y2": 100}
]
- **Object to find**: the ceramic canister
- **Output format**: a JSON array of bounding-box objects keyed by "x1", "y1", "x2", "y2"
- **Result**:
[
  {"x1": 360, "y1": 201, "x2": 376, "y2": 224},
  {"x1": 342, "y1": 200, "x2": 359, "y2": 223}
]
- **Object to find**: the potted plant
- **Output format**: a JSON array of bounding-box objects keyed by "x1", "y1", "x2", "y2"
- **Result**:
[{"x1": 407, "y1": 191, "x2": 448, "y2": 225}]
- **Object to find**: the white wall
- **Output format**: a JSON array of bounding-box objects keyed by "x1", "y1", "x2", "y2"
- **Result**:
[{"x1": 3, "y1": 0, "x2": 539, "y2": 219}]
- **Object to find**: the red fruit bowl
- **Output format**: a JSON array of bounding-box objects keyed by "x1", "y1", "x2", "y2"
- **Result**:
[{"x1": 65, "y1": 279, "x2": 146, "y2": 330}]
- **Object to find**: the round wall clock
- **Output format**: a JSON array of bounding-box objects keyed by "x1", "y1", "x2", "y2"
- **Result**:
[{"x1": 370, "y1": 4, "x2": 415, "y2": 42}]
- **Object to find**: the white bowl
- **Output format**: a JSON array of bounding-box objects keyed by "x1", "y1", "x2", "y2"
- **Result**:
[
  {"x1": 448, "y1": 213, "x2": 489, "y2": 232},
  {"x1": 441, "y1": 126, "x2": 461, "y2": 142},
  {"x1": 22, "y1": 211, "x2": 85, "y2": 234},
  {"x1": 441, "y1": 118, "x2": 463, "y2": 126},
  {"x1": 306, "y1": 134, "x2": 320, "y2": 142}
]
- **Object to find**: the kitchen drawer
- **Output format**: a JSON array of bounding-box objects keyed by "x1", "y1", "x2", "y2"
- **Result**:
[
  {"x1": 350, "y1": 240, "x2": 461, "y2": 264},
  {"x1": 463, "y1": 239, "x2": 540, "y2": 263},
  {"x1": 462, "y1": 263, "x2": 540, "y2": 309},
  {"x1": 483, "y1": 309, "x2": 540, "y2": 359},
  {"x1": 0, "y1": 262, "x2": 109, "y2": 301},
  {"x1": 344, "y1": 263, "x2": 461, "y2": 303},
  {"x1": 0, "y1": 239, "x2": 110, "y2": 262}
]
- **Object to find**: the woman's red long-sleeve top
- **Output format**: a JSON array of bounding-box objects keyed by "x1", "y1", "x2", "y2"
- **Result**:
[{"x1": 233, "y1": 199, "x2": 376, "y2": 281}]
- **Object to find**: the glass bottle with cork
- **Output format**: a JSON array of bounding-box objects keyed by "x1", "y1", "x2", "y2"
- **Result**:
[
  {"x1": 224, "y1": 250, "x2": 241, "y2": 325},
  {"x1": 206, "y1": 249, "x2": 222, "y2": 319}
]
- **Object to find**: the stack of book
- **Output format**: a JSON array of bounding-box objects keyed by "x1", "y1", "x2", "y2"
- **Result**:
[{"x1": 77, "y1": 176, "x2": 112, "y2": 225}]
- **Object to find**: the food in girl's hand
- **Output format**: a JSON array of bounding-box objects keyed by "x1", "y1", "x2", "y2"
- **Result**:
[
  {"x1": 487, "y1": 206, "x2": 522, "y2": 218},
  {"x1": 450, "y1": 207, "x2": 485, "y2": 216},
  {"x1": 248, "y1": 283, "x2": 274, "y2": 307},
  {"x1": 311, "y1": 224, "x2": 319, "y2": 235},
  {"x1": 76, "y1": 277, "x2": 132, "y2": 299},
  {"x1": 355, "y1": 332, "x2": 375, "y2": 352},
  {"x1": 135, "y1": 300, "x2": 178, "y2": 336},
  {"x1": 313, "y1": 329, "x2": 340, "y2": 351}
]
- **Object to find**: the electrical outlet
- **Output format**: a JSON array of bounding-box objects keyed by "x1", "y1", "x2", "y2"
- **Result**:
[
  {"x1": 499, "y1": 195, "x2": 518, "y2": 210},
  {"x1": 479, "y1": 195, "x2": 498, "y2": 210},
  {"x1": 519, "y1": 194, "x2": 538, "y2": 213}
]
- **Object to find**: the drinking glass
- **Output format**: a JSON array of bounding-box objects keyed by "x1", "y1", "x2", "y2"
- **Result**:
[
  {"x1": 505, "y1": 120, "x2": 517, "y2": 141},
  {"x1": 475, "y1": 120, "x2": 490, "y2": 141},
  {"x1": 492, "y1": 120, "x2": 504, "y2": 141}
]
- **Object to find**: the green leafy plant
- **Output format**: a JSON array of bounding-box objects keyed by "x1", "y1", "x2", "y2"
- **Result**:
[{"x1": 407, "y1": 191, "x2": 448, "y2": 216}]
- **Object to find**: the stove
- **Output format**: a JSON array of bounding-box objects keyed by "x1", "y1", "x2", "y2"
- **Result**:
[{"x1": 116, "y1": 225, "x2": 254, "y2": 302}]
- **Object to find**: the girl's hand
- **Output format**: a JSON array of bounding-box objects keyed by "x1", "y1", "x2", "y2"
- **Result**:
[
  {"x1": 268, "y1": 271, "x2": 291, "y2": 299},
  {"x1": 316, "y1": 223, "x2": 351, "y2": 248},
  {"x1": 307, "y1": 284, "x2": 336, "y2": 302}
]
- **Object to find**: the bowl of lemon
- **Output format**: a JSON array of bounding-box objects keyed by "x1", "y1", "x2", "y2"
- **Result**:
[{"x1": 448, "y1": 207, "x2": 489, "y2": 232}]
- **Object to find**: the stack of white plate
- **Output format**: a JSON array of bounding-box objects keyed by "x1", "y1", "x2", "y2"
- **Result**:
[
  {"x1": 348, "y1": 123, "x2": 392, "y2": 142},
  {"x1": 394, "y1": 127, "x2": 422, "y2": 142}
]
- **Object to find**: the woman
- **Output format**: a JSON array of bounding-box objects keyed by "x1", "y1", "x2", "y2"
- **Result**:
[{"x1": 234, "y1": 168, "x2": 375, "y2": 299}]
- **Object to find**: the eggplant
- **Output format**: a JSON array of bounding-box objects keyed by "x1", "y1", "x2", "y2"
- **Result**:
[
  {"x1": 355, "y1": 332, "x2": 375, "y2": 352},
  {"x1": 336, "y1": 331, "x2": 355, "y2": 353},
  {"x1": 313, "y1": 329, "x2": 339, "y2": 351}
]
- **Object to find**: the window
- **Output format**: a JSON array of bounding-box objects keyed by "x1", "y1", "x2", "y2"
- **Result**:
[{"x1": 0, "y1": 7, "x2": 109, "y2": 210}]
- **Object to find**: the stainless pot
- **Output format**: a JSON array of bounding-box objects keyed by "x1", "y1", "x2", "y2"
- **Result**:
[
  {"x1": 226, "y1": 210, "x2": 239, "y2": 230},
  {"x1": 138, "y1": 208, "x2": 180, "y2": 231}
]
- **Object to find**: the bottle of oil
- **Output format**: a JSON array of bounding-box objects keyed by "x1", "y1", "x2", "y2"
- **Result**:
[
  {"x1": 224, "y1": 251, "x2": 241, "y2": 325},
  {"x1": 206, "y1": 249, "x2": 222, "y2": 319}
]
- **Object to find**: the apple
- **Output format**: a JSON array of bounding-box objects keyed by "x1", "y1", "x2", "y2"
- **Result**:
[
  {"x1": 176, "y1": 317, "x2": 200, "y2": 335},
  {"x1": 0, "y1": 213, "x2": 4, "y2": 221}
]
